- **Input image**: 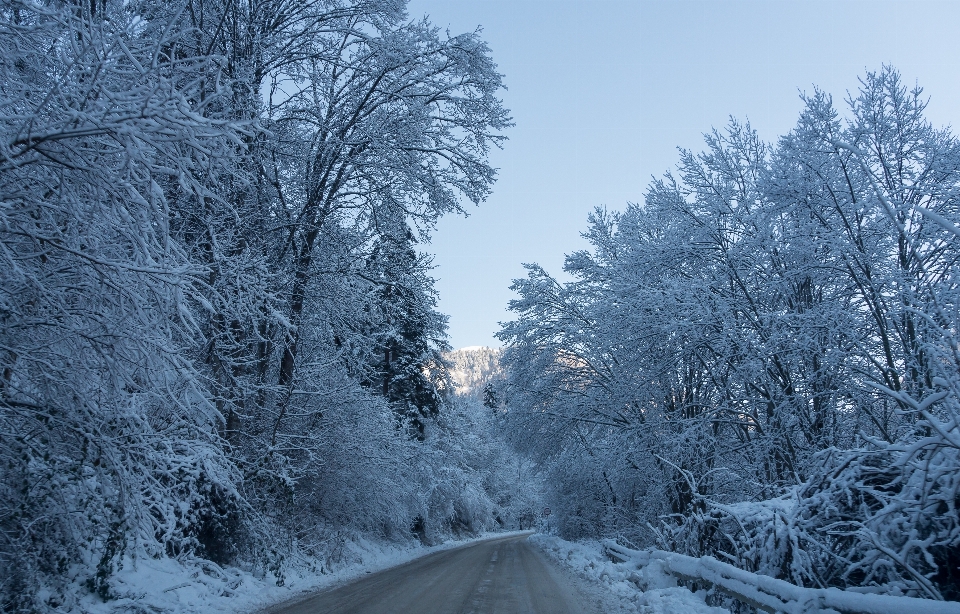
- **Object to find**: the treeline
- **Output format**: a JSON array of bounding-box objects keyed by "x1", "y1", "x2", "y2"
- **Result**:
[
  {"x1": 0, "y1": 0, "x2": 514, "y2": 610},
  {"x1": 497, "y1": 68, "x2": 960, "y2": 600}
]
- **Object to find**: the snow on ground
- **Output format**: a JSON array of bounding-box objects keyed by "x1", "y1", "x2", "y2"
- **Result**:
[
  {"x1": 71, "y1": 531, "x2": 530, "y2": 614},
  {"x1": 530, "y1": 534, "x2": 729, "y2": 614}
]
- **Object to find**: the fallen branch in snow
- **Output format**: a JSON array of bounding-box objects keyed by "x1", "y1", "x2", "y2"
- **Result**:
[{"x1": 602, "y1": 541, "x2": 960, "y2": 614}]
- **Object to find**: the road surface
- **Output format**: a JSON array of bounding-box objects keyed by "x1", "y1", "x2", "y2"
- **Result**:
[{"x1": 267, "y1": 533, "x2": 598, "y2": 614}]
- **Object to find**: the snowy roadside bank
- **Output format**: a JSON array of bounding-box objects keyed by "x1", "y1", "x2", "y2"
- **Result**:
[
  {"x1": 530, "y1": 535, "x2": 729, "y2": 614},
  {"x1": 72, "y1": 531, "x2": 530, "y2": 614}
]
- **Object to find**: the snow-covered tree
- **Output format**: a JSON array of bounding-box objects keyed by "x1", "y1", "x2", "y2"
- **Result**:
[
  {"x1": 1, "y1": 0, "x2": 510, "y2": 609},
  {"x1": 499, "y1": 67, "x2": 960, "y2": 599},
  {"x1": 0, "y1": 0, "x2": 245, "y2": 607},
  {"x1": 364, "y1": 221, "x2": 449, "y2": 436}
]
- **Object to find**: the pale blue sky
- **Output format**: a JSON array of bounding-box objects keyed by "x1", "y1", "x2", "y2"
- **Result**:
[{"x1": 407, "y1": 0, "x2": 960, "y2": 349}]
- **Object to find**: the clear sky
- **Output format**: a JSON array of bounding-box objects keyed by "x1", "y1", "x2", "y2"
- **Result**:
[{"x1": 406, "y1": 0, "x2": 960, "y2": 350}]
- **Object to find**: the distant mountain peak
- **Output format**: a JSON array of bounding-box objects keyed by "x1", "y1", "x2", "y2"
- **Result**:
[{"x1": 445, "y1": 346, "x2": 503, "y2": 396}]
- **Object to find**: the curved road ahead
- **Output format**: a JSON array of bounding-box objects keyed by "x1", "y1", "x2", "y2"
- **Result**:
[{"x1": 267, "y1": 533, "x2": 597, "y2": 614}]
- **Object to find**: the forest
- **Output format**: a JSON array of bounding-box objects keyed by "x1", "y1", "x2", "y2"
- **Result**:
[
  {"x1": 497, "y1": 66, "x2": 960, "y2": 601},
  {"x1": 0, "y1": 0, "x2": 526, "y2": 610},
  {"x1": 4, "y1": 0, "x2": 960, "y2": 610}
]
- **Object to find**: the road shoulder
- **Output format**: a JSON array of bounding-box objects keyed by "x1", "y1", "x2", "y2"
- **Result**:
[{"x1": 531, "y1": 534, "x2": 730, "y2": 613}]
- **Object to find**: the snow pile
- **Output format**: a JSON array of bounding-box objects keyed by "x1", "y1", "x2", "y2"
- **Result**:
[
  {"x1": 603, "y1": 541, "x2": 960, "y2": 614},
  {"x1": 530, "y1": 535, "x2": 728, "y2": 614}
]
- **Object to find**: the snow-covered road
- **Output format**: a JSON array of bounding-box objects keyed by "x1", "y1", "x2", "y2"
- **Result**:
[{"x1": 265, "y1": 533, "x2": 599, "y2": 614}]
